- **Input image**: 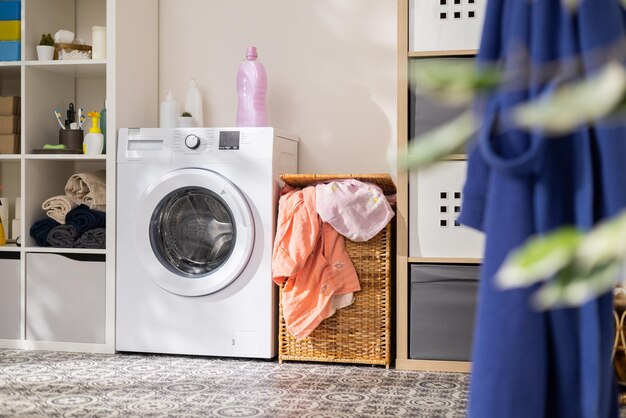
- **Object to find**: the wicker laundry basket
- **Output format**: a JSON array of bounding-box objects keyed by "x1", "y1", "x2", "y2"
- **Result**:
[{"x1": 277, "y1": 173, "x2": 395, "y2": 367}]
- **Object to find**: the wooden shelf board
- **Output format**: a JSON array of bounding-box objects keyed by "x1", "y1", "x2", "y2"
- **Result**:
[
  {"x1": 396, "y1": 358, "x2": 472, "y2": 373},
  {"x1": 408, "y1": 257, "x2": 482, "y2": 264},
  {"x1": 24, "y1": 60, "x2": 106, "y2": 78},
  {"x1": 408, "y1": 50, "x2": 478, "y2": 58},
  {"x1": 23, "y1": 247, "x2": 106, "y2": 255}
]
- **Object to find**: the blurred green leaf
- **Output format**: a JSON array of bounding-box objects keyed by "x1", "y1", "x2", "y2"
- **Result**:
[
  {"x1": 496, "y1": 228, "x2": 583, "y2": 289},
  {"x1": 533, "y1": 262, "x2": 620, "y2": 309},
  {"x1": 396, "y1": 112, "x2": 478, "y2": 170},
  {"x1": 410, "y1": 60, "x2": 501, "y2": 105},
  {"x1": 513, "y1": 62, "x2": 626, "y2": 134},
  {"x1": 576, "y1": 210, "x2": 626, "y2": 269}
]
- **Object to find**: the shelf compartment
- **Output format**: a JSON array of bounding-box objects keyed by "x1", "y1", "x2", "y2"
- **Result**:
[
  {"x1": 0, "y1": 159, "x2": 20, "y2": 239},
  {"x1": 26, "y1": 252, "x2": 106, "y2": 344},
  {"x1": 0, "y1": 252, "x2": 20, "y2": 339},
  {"x1": 24, "y1": 159, "x2": 106, "y2": 248}
]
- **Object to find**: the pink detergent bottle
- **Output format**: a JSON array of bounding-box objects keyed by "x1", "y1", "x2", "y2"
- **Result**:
[{"x1": 236, "y1": 46, "x2": 267, "y2": 127}]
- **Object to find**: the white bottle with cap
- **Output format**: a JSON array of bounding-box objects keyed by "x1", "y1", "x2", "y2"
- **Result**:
[
  {"x1": 160, "y1": 91, "x2": 181, "y2": 128},
  {"x1": 184, "y1": 79, "x2": 204, "y2": 127}
]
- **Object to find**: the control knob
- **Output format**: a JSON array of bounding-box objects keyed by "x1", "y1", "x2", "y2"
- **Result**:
[{"x1": 184, "y1": 134, "x2": 201, "y2": 150}]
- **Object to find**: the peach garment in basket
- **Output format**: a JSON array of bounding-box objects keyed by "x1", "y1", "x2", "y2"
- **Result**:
[{"x1": 272, "y1": 185, "x2": 360, "y2": 339}]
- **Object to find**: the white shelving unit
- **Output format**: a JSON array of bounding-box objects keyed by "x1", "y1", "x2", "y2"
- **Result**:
[
  {"x1": 0, "y1": 0, "x2": 158, "y2": 354},
  {"x1": 0, "y1": 0, "x2": 116, "y2": 353}
]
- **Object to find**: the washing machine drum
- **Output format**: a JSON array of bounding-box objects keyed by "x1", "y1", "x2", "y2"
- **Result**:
[
  {"x1": 151, "y1": 187, "x2": 235, "y2": 276},
  {"x1": 135, "y1": 168, "x2": 254, "y2": 296}
]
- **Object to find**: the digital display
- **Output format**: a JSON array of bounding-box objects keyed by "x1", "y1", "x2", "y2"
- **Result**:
[{"x1": 219, "y1": 131, "x2": 240, "y2": 150}]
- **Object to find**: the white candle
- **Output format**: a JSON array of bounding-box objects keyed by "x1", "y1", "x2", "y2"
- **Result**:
[{"x1": 92, "y1": 26, "x2": 106, "y2": 60}]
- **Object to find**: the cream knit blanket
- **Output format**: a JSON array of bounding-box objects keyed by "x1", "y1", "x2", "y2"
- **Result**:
[
  {"x1": 42, "y1": 195, "x2": 77, "y2": 224},
  {"x1": 64, "y1": 170, "x2": 106, "y2": 211}
]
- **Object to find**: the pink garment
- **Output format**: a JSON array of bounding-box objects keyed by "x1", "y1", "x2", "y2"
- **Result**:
[
  {"x1": 272, "y1": 185, "x2": 360, "y2": 339},
  {"x1": 316, "y1": 179, "x2": 394, "y2": 242}
]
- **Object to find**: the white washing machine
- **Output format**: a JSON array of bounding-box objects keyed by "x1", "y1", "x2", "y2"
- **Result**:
[{"x1": 116, "y1": 127, "x2": 298, "y2": 358}]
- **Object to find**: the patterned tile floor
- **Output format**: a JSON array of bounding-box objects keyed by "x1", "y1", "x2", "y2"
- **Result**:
[{"x1": 0, "y1": 349, "x2": 469, "y2": 417}]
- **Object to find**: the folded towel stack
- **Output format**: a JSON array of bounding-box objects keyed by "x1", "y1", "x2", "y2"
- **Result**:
[{"x1": 31, "y1": 170, "x2": 107, "y2": 248}]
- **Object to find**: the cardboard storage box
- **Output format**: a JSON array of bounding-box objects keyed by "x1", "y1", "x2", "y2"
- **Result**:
[
  {"x1": 0, "y1": 96, "x2": 19, "y2": 115},
  {"x1": 0, "y1": 115, "x2": 18, "y2": 134},
  {"x1": 0, "y1": 134, "x2": 19, "y2": 153}
]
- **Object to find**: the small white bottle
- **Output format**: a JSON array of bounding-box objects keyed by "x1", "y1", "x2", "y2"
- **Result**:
[
  {"x1": 160, "y1": 91, "x2": 180, "y2": 128},
  {"x1": 184, "y1": 79, "x2": 204, "y2": 127},
  {"x1": 92, "y1": 26, "x2": 106, "y2": 60}
]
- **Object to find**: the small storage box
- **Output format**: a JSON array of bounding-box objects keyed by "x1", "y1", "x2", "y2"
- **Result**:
[
  {"x1": 0, "y1": 2, "x2": 20, "y2": 21},
  {"x1": 0, "y1": 96, "x2": 19, "y2": 115},
  {"x1": 409, "y1": 0, "x2": 485, "y2": 52},
  {"x1": 0, "y1": 40, "x2": 19, "y2": 61},
  {"x1": 26, "y1": 253, "x2": 106, "y2": 344},
  {"x1": 0, "y1": 114, "x2": 18, "y2": 133},
  {"x1": 409, "y1": 160, "x2": 485, "y2": 258},
  {"x1": 0, "y1": 133, "x2": 18, "y2": 153},
  {"x1": 0, "y1": 20, "x2": 19, "y2": 40},
  {"x1": 410, "y1": 264, "x2": 479, "y2": 361},
  {"x1": 278, "y1": 173, "x2": 395, "y2": 367},
  {"x1": 0, "y1": 253, "x2": 21, "y2": 340}
]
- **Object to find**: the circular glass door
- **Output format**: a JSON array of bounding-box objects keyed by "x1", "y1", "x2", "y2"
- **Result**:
[
  {"x1": 150, "y1": 187, "x2": 235, "y2": 278},
  {"x1": 134, "y1": 168, "x2": 254, "y2": 296}
]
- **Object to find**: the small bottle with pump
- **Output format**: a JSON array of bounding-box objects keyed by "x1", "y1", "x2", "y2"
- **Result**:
[{"x1": 84, "y1": 112, "x2": 104, "y2": 155}]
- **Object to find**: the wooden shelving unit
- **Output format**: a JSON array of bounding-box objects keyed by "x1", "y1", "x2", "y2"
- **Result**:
[{"x1": 396, "y1": 0, "x2": 481, "y2": 373}]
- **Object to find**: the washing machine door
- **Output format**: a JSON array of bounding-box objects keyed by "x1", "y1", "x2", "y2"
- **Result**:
[{"x1": 135, "y1": 168, "x2": 254, "y2": 296}]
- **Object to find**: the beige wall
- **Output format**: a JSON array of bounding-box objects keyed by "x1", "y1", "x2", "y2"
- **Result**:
[{"x1": 159, "y1": 0, "x2": 397, "y2": 174}]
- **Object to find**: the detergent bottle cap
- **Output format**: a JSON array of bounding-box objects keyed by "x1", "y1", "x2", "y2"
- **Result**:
[{"x1": 88, "y1": 111, "x2": 101, "y2": 134}]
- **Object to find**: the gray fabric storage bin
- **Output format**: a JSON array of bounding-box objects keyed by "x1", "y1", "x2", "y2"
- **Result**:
[
  {"x1": 0, "y1": 253, "x2": 21, "y2": 339},
  {"x1": 410, "y1": 264, "x2": 479, "y2": 361}
]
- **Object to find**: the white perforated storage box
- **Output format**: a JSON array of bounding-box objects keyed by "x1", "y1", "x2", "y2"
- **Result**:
[
  {"x1": 409, "y1": 160, "x2": 484, "y2": 258},
  {"x1": 26, "y1": 253, "x2": 106, "y2": 344},
  {"x1": 0, "y1": 254, "x2": 21, "y2": 339},
  {"x1": 409, "y1": 0, "x2": 486, "y2": 52}
]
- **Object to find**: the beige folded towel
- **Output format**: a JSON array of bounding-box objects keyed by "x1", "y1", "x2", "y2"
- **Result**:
[
  {"x1": 64, "y1": 170, "x2": 106, "y2": 211},
  {"x1": 42, "y1": 195, "x2": 77, "y2": 224}
]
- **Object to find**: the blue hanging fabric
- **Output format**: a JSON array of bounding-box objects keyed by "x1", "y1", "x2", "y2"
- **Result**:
[{"x1": 459, "y1": 0, "x2": 626, "y2": 417}]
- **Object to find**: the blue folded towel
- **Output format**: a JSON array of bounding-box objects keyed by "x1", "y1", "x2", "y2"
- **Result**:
[
  {"x1": 65, "y1": 204, "x2": 106, "y2": 234},
  {"x1": 46, "y1": 224, "x2": 80, "y2": 248},
  {"x1": 75, "y1": 228, "x2": 106, "y2": 249},
  {"x1": 29, "y1": 218, "x2": 60, "y2": 247}
]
